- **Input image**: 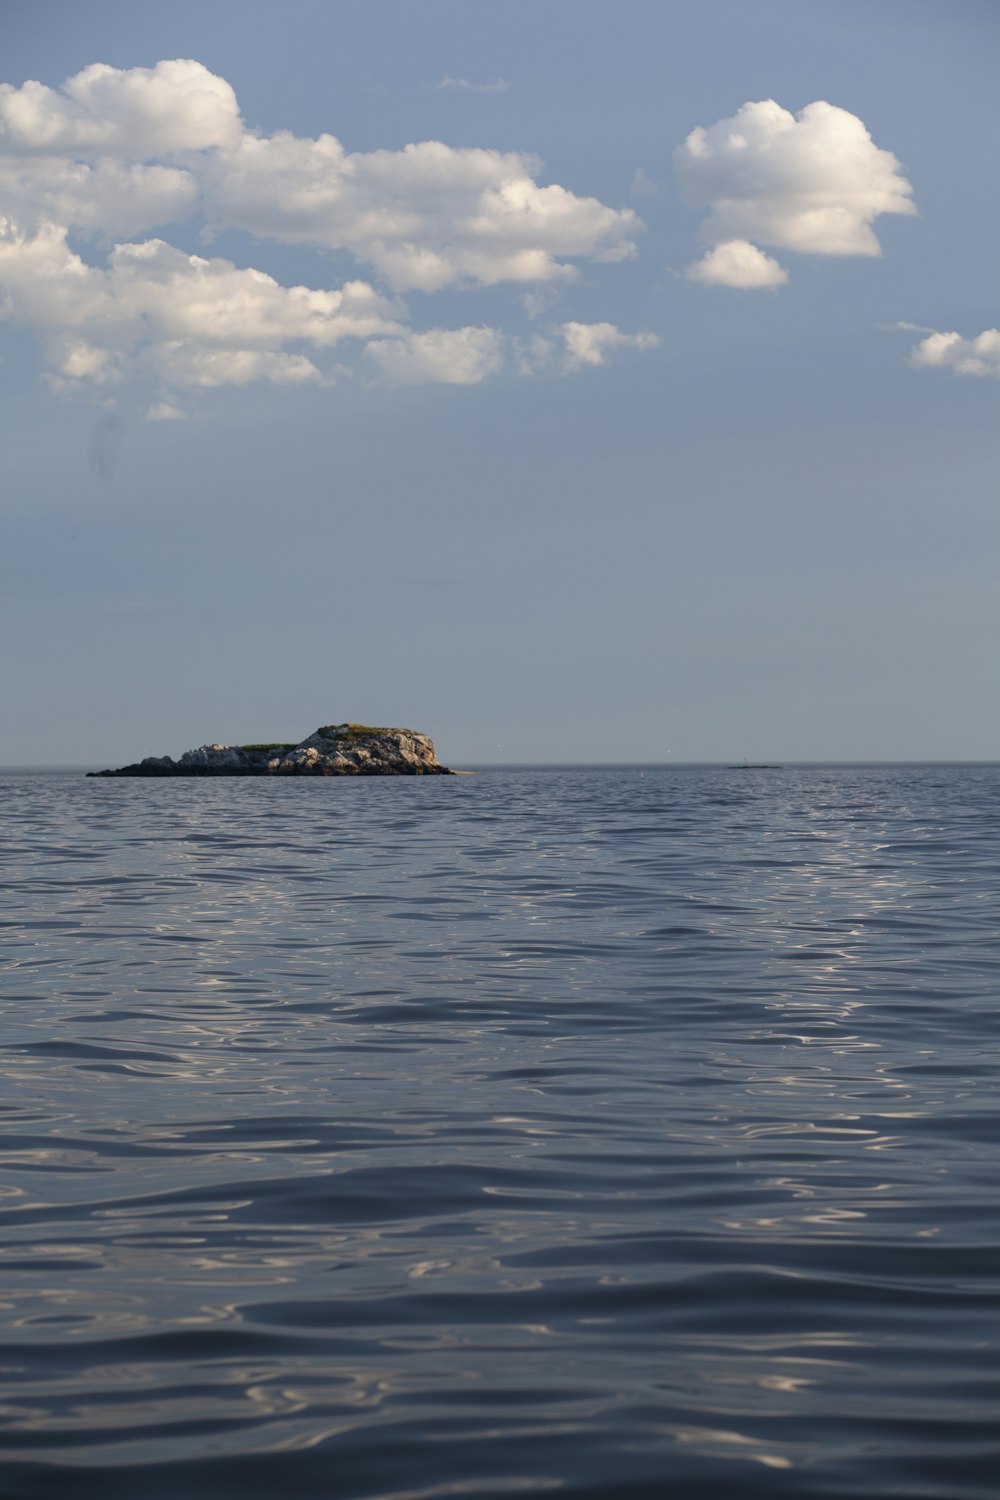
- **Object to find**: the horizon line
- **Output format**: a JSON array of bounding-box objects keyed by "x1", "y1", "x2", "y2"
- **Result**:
[{"x1": 3, "y1": 759, "x2": 997, "y2": 772}]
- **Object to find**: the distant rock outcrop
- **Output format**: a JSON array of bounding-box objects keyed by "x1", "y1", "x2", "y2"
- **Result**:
[{"x1": 89, "y1": 724, "x2": 452, "y2": 777}]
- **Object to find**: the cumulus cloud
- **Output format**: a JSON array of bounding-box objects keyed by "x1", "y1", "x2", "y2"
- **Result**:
[
  {"x1": 146, "y1": 345, "x2": 323, "y2": 389},
  {"x1": 366, "y1": 320, "x2": 660, "y2": 384},
  {"x1": 0, "y1": 57, "x2": 648, "y2": 402},
  {"x1": 1, "y1": 59, "x2": 640, "y2": 288},
  {"x1": 675, "y1": 99, "x2": 915, "y2": 287},
  {"x1": 558, "y1": 321, "x2": 659, "y2": 369},
  {"x1": 50, "y1": 338, "x2": 119, "y2": 385},
  {"x1": 0, "y1": 219, "x2": 114, "y2": 330},
  {"x1": 365, "y1": 326, "x2": 506, "y2": 384},
  {"x1": 0, "y1": 218, "x2": 400, "y2": 392},
  {"x1": 0, "y1": 155, "x2": 197, "y2": 238},
  {"x1": 203, "y1": 134, "x2": 640, "y2": 291},
  {"x1": 909, "y1": 328, "x2": 1000, "y2": 379},
  {"x1": 684, "y1": 239, "x2": 788, "y2": 288},
  {"x1": 106, "y1": 239, "x2": 405, "y2": 349},
  {"x1": 0, "y1": 59, "x2": 242, "y2": 156}
]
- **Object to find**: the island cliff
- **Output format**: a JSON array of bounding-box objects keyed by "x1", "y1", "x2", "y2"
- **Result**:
[{"x1": 88, "y1": 723, "x2": 452, "y2": 777}]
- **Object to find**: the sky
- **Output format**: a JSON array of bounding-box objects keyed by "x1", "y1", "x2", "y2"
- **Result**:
[{"x1": 1, "y1": 0, "x2": 997, "y2": 765}]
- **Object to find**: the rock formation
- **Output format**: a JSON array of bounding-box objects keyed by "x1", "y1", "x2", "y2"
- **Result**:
[{"x1": 89, "y1": 723, "x2": 452, "y2": 777}]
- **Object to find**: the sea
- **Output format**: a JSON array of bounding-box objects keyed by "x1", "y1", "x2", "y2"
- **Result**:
[{"x1": 0, "y1": 763, "x2": 997, "y2": 1500}]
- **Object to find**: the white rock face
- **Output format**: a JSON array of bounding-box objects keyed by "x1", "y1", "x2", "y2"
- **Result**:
[
  {"x1": 267, "y1": 726, "x2": 442, "y2": 775},
  {"x1": 178, "y1": 744, "x2": 251, "y2": 770}
]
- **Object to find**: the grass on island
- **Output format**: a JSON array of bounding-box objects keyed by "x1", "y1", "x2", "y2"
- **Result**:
[
  {"x1": 239, "y1": 727, "x2": 393, "y2": 753},
  {"x1": 316, "y1": 723, "x2": 391, "y2": 741}
]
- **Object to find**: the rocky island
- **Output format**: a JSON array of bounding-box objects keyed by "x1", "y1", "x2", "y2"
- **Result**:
[{"x1": 89, "y1": 723, "x2": 452, "y2": 777}]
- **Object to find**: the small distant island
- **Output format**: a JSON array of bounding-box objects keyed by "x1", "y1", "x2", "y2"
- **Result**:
[{"x1": 88, "y1": 723, "x2": 453, "y2": 777}]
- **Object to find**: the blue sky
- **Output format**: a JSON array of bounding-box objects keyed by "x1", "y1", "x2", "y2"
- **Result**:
[{"x1": 2, "y1": 0, "x2": 997, "y2": 764}]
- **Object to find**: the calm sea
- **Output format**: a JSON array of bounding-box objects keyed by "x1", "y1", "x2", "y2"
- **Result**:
[{"x1": 1, "y1": 764, "x2": 997, "y2": 1500}]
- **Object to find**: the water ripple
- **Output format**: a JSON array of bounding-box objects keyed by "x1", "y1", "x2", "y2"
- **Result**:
[{"x1": 0, "y1": 764, "x2": 997, "y2": 1499}]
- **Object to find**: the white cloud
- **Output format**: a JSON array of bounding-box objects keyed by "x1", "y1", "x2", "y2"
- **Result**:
[
  {"x1": 146, "y1": 345, "x2": 323, "y2": 388},
  {"x1": 684, "y1": 239, "x2": 788, "y2": 288},
  {"x1": 0, "y1": 57, "x2": 648, "y2": 403},
  {"x1": 0, "y1": 155, "x2": 197, "y2": 238},
  {"x1": 204, "y1": 134, "x2": 640, "y2": 291},
  {"x1": 0, "y1": 219, "x2": 115, "y2": 329},
  {"x1": 675, "y1": 99, "x2": 915, "y2": 284},
  {"x1": 49, "y1": 337, "x2": 119, "y2": 385},
  {"x1": 558, "y1": 321, "x2": 659, "y2": 369},
  {"x1": 0, "y1": 219, "x2": 400, "y2": 391},
  {"x1": 437, "y1": 77, "x2": 509, "y2": 94},
  {"x1": 0, "y1": 59, "x2": 242, "y2": 156},
  {"x1": 366, "y1": 326, "x2": 506, "y2": 384},
  {"x1": 909, "y1": 328, "x2": 1000, "y2": 378},
  {"x1": 366, "y1": 322, "x2": 661, "y2": 384},
  {"x1": 106, "y1": 240, "x2": 404, "y2": 348},
  {"x1": 0, "y1": 59, "x2": 641, "y2": 290},
  {"x1": 146, "y1": 399, "x2": 184, "y2": 420}
]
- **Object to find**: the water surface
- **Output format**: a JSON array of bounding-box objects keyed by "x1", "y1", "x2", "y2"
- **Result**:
[{"x1": 1, "y1": 765, "x2": 997, "y2": 1498}]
